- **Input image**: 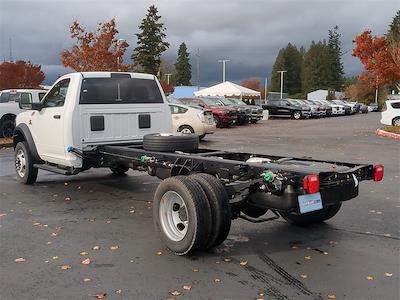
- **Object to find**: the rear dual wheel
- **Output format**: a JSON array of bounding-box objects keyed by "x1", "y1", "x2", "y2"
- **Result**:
[{"x1": 153, "y1": 174, "x2": 231, "y2": 255}]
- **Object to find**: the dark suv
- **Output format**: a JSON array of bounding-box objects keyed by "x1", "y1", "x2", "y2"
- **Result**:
[{"x1": 263, "y1": 99, "x2": 311, "y2": 119}]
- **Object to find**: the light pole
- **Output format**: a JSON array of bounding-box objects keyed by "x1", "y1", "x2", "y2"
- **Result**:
[
  {"x1": 374, "y1": 76, "x2": 378, "y2": 105},
  {"x1": 166, "y1": 73, "x2": 172, "y2": 85},
  {"x1": 264, "y1": 77, "x2": 268, "y2": 103},
  {"x1": 278, "y1": 70, "x2": 287, "y2": 99},
  {"x1": 218, "y1": 59, "x2": 230, "y2": 82},
  {"x1": 116, "y1": 39, "x2": 126, "y2": 70},
  {"x1": 195, "y1": 48, "x2": 200, "y2": 90}
]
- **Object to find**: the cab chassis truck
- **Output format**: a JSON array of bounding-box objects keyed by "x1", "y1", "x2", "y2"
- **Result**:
[{"x1": 13, "y1": 72, "x2": 384, "y2": 255}]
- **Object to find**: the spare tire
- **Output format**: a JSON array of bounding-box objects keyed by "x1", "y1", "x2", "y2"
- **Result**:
[{"x1": 143, "y1": 133, "x2": 199, "y2": 152}]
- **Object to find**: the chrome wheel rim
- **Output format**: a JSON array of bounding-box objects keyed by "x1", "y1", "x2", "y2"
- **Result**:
[
  {"x1": 394, "y1": 119, "x2": 400, "y2": 126},
  {"x1": 15, "y1": 149, "x2": 26, "y2": 178},
  {"x1": 294, "y1": 112, "x2": 301, "y2": 119},
  {"x1": 180, "y1": 127, "x2": 192, "y2": 134},
  {"x1": 159, "y1": 191, "x2": 189, "y2": 241}
]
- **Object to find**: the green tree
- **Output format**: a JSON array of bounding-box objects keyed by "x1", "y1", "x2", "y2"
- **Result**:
[
  {"x1": 270, "y1": 43, "x2": 303, "y2": 95},
  {"x1": 327, "y1": 25, "x2": 345, "y2": 90},
  {"x1": 301, "y1": 40, "x2": 331, "y2": 93},
  {"x1": 131, "y1": 5, "x2": 169, "y2": 75},
  {"x1": 387, "y1": 9, "x2": 400, "y2": 43},
  {"x1": 175, "y1": 42, "x2": 192, "y2": 85}
]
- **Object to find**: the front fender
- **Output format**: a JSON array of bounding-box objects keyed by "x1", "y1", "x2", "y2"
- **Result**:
[{"x1": 13, "y1": 124, "x2": 43, "y2": 163}]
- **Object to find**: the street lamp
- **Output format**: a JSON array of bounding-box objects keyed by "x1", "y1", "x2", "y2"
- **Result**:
[
  {"x1": 264, "y1": 77, "x2": 268, "y2": 103},
  {"x1": 218, "y1": 59, "x2": 230, "y2": 82},
  {"x1": 165, "y1": 73, "x2": 172, "y2": 85},
  {"x1": 116, "y1": 39, "x2": 126, "y2": 69},
  {"x1": 277, "y1": 70, "x2": 287, "y2": 99}
]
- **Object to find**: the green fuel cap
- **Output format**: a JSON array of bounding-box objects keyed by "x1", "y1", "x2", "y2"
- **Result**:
[{"x1": 262, "y1": 171, "x2": 274, "y2": 182}]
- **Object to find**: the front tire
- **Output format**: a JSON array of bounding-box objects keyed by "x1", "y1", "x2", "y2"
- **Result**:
[
  {"x1": 178, "y1": 125, "x2": 195, "y2": 134},
  {"x1": 292, "y1": 111, "x2": 302, "y2": 120},
  {"x1": 280, "y1": 203, "x2": 342, "y2": 226},
  {"x1": 153, "y1": 176, "x2": 212, "y2": 255},
  {"x1": 392, "y1": 117, "x2": 400, "y2": 126},
  {"x1": 15, "y1": 141, "x2": 38, "y2": 185}
]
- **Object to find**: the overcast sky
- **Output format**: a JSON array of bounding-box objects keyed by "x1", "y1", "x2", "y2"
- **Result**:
[{"x1": 0, "y1": 0, "x2": 397, "y2": 86}]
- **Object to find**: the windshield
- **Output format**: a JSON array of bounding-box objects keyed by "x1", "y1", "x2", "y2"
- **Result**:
[
  {"x1": 228, "y1": 98, "x2": 246, "y2": 105},
  {"x1": 295, "y1": 100, "x2": 306, "y2": 105},
  {"x1": 218, "y1": 98, "x2": 234, "y2": 105},
  {"x1": 202, "y1": 97, "x2": 223, "y2": 106},
  {"x1": 288, "y1": 100, "x2": 301, "y2": 106}
]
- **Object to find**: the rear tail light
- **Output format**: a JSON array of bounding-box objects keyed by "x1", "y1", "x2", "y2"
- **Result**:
[
  {"x1": 303, "y1": 174, "x2": 320, "y2": 194},
  {"x1": 373, "y1": 165, "x2": 384, "y2": 182}
]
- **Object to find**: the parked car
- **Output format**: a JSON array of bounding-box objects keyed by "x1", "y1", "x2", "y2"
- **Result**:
[
  {"x1": 368, "y1": 103, "x2": 379, "y2": 112},
  {"x1": 292, "y1": 99, "x2": 322, "y2": 117},
  {"x1": 359, "y1": 104, "x2": 369, "y2": 114},
  {"x1": 347, "y1": 101, "x2": 361, "y2": 113},
  {"x1": 332, "y1": 100, "x2": 352, "y2": 115},
  {"x1": 178, "y1": 97, "x2": 237, "y2": 127},
  {"x1": 226, "y1": 98, "x2": 263, "y2": 123},
  {"x1": 216, "y1": 97, "x2": 252, "y2": 124},
  {"x1": 264, "y1": 99, "x2": 311, "y2": 119},
  {"x1": 318, "y1": 99, "x2": 345, "y2": 116},
  {"x1": 381, "y1": 100, "x2": 400, "y2": 126},
  {"x1": 0, "y1": 89, "x2": 48, "y2": 137},
  {"x1": 309, "y1": 100, "x2": 332, "y2": 117},
  {"x1": 169, "y1": 103, "x2": 216, "y2": 139}
]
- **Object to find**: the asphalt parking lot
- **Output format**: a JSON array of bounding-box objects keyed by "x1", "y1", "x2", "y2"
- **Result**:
[{"x1": 0, "y1": 113, "x2": 398, "y2": 300}]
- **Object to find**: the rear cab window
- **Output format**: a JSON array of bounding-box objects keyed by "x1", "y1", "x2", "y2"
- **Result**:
[
  {"x1": 80, "y1": 77, "x2": 163, "y2": 104},
  {"x1": 0, "y1": 92, "x2": 10, "y2": 103},
  {"x1": 391, "y1": 101, "x2": 400, "y2": 109}
]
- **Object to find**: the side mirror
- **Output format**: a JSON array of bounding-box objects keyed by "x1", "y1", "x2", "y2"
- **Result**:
[
  {"x1": 198, "y1": 103, "x2": 205, "y2": 108},
  {"x1": 31, "y1": 103, "x2": 43, "y2": 111}
]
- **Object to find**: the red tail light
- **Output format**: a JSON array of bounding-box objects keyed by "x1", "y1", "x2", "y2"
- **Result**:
[
  {"x1": 373, "y1": 165, "x2": 384, "y2": 182},
  {"x1": 303, "y1": 174, "x2": 320, "y2": 194}
]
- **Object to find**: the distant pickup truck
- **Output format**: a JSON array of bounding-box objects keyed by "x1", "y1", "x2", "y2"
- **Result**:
[
  {"x1": 263, "y1": 99, "x2": 311, "y2": 119},
  {"x1": 13, "y1": 72, "x2": 384, "y2": 256},
  {"x1": 0, "y1": 89, "x2": 47, "y2": 137}
]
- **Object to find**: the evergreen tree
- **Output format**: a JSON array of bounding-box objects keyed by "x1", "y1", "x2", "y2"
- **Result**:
[
  {"x1": 387, "y1": 9, "x2": 400, "y2": 42},
  {"x1": 131, "y1": 5, "x2": 169, "y2": 75},
  {"x1": 175, "y1": 42, "x2": 192, "y2": 85},
  {"x1": 270, "y1": 44, "x2": 303, "y2": 95},
  {"x1": 327, "y1": 25, "x2": 345, "y2": 90},
  {"x1": 301, "y1": 41, "x2": 331, "y2": 93}
]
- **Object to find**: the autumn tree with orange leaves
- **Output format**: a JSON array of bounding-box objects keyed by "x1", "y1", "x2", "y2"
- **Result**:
[
  {"x1": 61, "y1": 18, "x2": 133, "y2": 72},
  {"x1": 242, "y1": 78, "x2": 266, "y2": 99},
  {"x1": 0, "y1": 60, "x2": 45, "y2": 90},
  {"x1": 352, "y1": 10, "x2": 400, "y2": 92}
]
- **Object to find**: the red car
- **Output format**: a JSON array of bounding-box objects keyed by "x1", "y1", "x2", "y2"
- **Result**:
[{"x1": 179, "y1": 98, "x2": 237, "y2": 127}]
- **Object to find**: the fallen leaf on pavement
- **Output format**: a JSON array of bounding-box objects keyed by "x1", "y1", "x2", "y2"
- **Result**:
[
  {"x1": 0, "y1": 213, "x2": 7, "y2": 218},
  {"x1": 304, "y1": 256, "x2": 311, "y2": 260},
  {"x1": 81, "y1": 258, "x2": 91, "y2": 265},
  {"x1": 129, "y1": 210, "x2": 135, "y2": 214},
  {"x1": 106, "y1": 220, "x2": 111, "y2": 224},
  {"x1": 110, "y1": 245, "x2": 119, "y2": 251},
  {"x1": 51, "y1": 232, "x2": 57, "y2": 237},
  {"x1": 240, "y1": 260, "x2": 248, "y2": 266},
  {"x1": 47, "y1": 241, "x2": 52, "y2": 245},
  {"x1": 300, "y1": 274, "x2": 308, "y2": 279},
  {"x1": 52, "y1": 256, "x2": 58, "y2": 260},
  {"x1": 92, "y1": 246, "x2": 100, "y2": 250},
  {"x1": 329, "y1": 241, "x2": 338, "y2": 245},
  {"x1": 384, "y1": 272, "x2": 393, "y2": 277},
  {"x1": 14, "y1": 257, "x2": 26, "y2": 263},
  {"x1": 83, "y1": 278, "x2": 91, "y2": 282},
  {"x1": 383, "y1": 233, "x2": 391, "y2": 237},
  {"x1": 170, "y1": 291, "x2": 181, "y2": 296},
  {"x1": 327, "y1": 294, "x2": 336, "y2": 299},
  {"x1": 223, "y1": 258, "x2": 232, "y2": 262},
  {"x1": 291, "y1": 245, "x2": 298, "y2": 249},
  {"x1": 115, "y1": 289, "x2": 122, "y2": 294},
  {"x1": 156, "y1": 251, "x2": 163, "y2": 256},
  {"x1": 33, "y1": 222, "x2": 41, "y2": 226},
  {"x1": 80, "y1": 251, "x2": 89, "y2": 256},
  {"x1": 89, "y1": 218, "x2": 96, "y2": 222},
  {"x1": 323, "y1": 251, "x2": 329, "y2": 255},
  {"x1": 366, "y1": 276, "x2": 373, "y2": 280},
  {"x1": 64, "y1": 197, "x2": 71, "y2": 201},
  {"x1": 214, "y1": 278, "x2": 221, "y2": 283},
  {"x1": 192, "y1": 268, "x2": 199, "y2": 272},
  {"x1": 183, "y1": 285, "x2": 192, "y2": 291},
  {"x1": 64, "y1": 182, "x2": 68, "y2": 186},
  {"x1": 89, "y1": 293, "x2": 107, "y2": 299},
  {"x1": 60, "y1": 264, "x2": 71, "y2": 270}
]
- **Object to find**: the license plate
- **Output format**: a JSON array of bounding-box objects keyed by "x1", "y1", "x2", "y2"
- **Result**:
[{"x1": 298, "y1": 192, "x2": 323, "y2": 214}]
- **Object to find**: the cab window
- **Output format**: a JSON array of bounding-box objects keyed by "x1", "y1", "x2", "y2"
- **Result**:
[
  {"x1": 43, "y1": 79, "x2": 70, "y2": 107},
  {"x1": 0, "y1": 92, "x2": 10, "y2": 103}
]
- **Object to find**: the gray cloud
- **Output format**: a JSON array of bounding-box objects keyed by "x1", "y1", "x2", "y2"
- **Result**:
[{"x1": 0, "y1": 0, "x2": 397, "y2": 86}]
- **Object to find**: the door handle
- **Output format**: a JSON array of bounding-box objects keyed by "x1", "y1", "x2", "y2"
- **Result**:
[{"x1": 53, "y1": 115, "x2": 61, "y2": 119}]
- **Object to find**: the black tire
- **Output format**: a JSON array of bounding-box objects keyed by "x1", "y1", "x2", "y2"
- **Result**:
[
  {"x1": 292, "y1": 111, "x2": 302, "y2": 120},
  {"x1": 0, "y1": 119, "x2": 15, "y2": 138},
  {"x1": 280, "y1": 203, "x2": 342, "y2": 226},
  {"x1": 250, "y1": 119, "x2": 258, "y2": 124},
  {"x1": 199, "y1": 134, "x2": 206, "y2": 141},
  {"x1": 392, "y1": 117, "x2": 400, "y2": 126},
  {"x1": 213, "y1": 116, "x2": 221, "y2": 128},
  {"x1": 189, "y1": 174, "x2": 231, "y2": 249},
  {"x1": 14, "y1": 141, "x2": 38, "y2": 185},
  {"x1": 153, "y1": 176, "x2": 212, "y2": 255},
  {"x1": 110, "y1": 164, "x2": 129, "y2": 175},
  {"x1": 241, "y1": 204, "x2": 269, "y2": 218},
  {"x1": 178, "y1": 125, "x2": 195, "y2": 134},
  {"x1": 143, "y1": 133, "x2": 199, "y2": 152}
]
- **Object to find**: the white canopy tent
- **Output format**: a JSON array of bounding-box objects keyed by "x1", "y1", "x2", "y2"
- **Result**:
[{"x1": 193, "y1": 81, "x2": 261, "y2": 100}]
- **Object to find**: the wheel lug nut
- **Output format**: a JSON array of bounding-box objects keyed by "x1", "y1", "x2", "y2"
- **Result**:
[{"x1": 173, "y1": 203, "x2": 180, "y2": 211}]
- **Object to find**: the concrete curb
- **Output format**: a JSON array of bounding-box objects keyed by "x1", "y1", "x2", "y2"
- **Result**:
[{"x1": 376, "y1": 129, "x2": 400, "y2": 140}]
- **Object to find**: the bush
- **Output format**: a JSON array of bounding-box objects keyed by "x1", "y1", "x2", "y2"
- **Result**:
[{"x1": 383, "y1": 126, "x2": 400, "y2": 134}]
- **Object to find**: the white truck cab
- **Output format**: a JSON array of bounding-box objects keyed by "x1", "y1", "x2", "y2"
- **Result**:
[
  {"x1": 14, "y1": 72, "x2": 172, "y2": 171},
  {"x1": 0, "y1": 89, "x2": 47, "y2": 137}
]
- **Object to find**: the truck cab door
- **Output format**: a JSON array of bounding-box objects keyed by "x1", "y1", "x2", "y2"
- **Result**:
[{"x1": 30, "y1": 78, "x2": 71, "y2": 165}]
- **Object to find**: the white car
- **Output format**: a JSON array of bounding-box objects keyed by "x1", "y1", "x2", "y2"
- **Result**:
[
  {"x1": 169, "y1": 103, "x2": 216, "y2": 139},
  {"x1": 0, "y1": 89, "x2": 48, "y2": 137},
  {"x1": 319, "y1": 100, "x2": 345, "y2": 115},
  {"x1": 381, "y1": 100, "x2": 400, "y2": 126}
]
